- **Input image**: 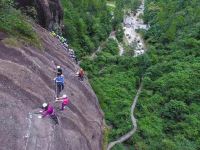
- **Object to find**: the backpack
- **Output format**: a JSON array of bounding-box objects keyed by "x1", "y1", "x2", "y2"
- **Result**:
[{"x1": 80, "y1": 70, "x2": 84, "y2": 77}]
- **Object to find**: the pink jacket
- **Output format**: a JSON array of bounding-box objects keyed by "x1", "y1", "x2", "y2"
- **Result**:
[
  {"x1": 42, "y1": 105, "x2": 54, "y2": 117},
  {"x1": 62, "y1": 98, "x2": 69, "y2": 105}
]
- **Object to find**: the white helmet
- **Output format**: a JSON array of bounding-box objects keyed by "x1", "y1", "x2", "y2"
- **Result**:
[
  {"x1": 62, "y1": 94, "x2": 68, "y2": 98},
  {"x1": 57, "y1": 66, "x2": 61, "y2": 69},
  {"x1": 42, "y1": 103, "x2": 48, "y2": 108}
]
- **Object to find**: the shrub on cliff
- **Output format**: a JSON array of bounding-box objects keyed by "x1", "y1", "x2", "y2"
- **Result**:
[{"x1": 0, "y1": 0, "x2": 40, "y2": 47}]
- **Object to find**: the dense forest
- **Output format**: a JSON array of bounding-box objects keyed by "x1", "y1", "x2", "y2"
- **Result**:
[
  {"x1": 60, "y1": 0, "x2": 112, "y2": 58},
  {"x1": 60, "y1": 0, "x2": 141, "y2": 58},
  {"x1": 134, "y1": 0, "x2": 200, "y2": 149},
  {"x1": 81, "y1": 0, "x2": 147, "y2": 149},
  {"x1": 83, "y1": 0, "x2": 200, "y2": 149}
]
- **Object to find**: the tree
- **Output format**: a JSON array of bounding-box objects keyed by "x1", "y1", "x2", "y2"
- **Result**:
[{"x1": 162, "y1": 100, "x2": 188, "y2": 121}]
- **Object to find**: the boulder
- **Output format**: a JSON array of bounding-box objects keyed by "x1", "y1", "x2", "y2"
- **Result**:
[{"x1": 15, "y1": 0, "x2": 63, "y2": 31}]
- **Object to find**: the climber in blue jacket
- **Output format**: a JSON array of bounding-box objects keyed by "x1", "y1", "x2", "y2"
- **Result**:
[{"x1": 54, "y1": 74, "x2": 64, "y2": 98}]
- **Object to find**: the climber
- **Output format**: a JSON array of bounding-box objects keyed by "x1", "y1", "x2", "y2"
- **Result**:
[
  {"x1": 75, "y1": 57, "x2": 78, "y2": 64},
  {"x1": 70, "y1": 54, "x2": 75, "y2": 59},
  {"x1": 76, "y1": 68, "x2": 84, "y2": 81},
  {"x1": 63, "y1": 45, "x2": 68, "y2": 52},
  {"x1": 56, "y1": 94, "x2": 70, "y2": 111},
  {"x1": 51, "y1": 31, "x2": 56, "y2": 37},
  {"x1": 56, "y1": 34, "x2": 61, "y2": 39},
  {"x1": 69, "y1": 51, "x2": 75, "y2": 58},
  {"x1": 56, "y1": 65, "x2": 63, "y2": 75},
  {"x1": 73, "y1": 55, "x2": 78, "y2": 64},
  {"x1": 41, "y1": 103, "x2": 54, "y2": 117},
  {"x1": 63, "y1": 42, "x2": 68, "y2": 48},
  {"x1": 41, "y1": 103, "x2": 58, "y2": 124},
  {"x1": 70, "y1": 54, "x2": 78, "y2": 64},
  {"x1": 68, "y1": 49, "x2": 74, "y2": 55},
  {"x1": 60, "y1": 37, "x2": 66, "y2": 43},
  {"x1": 54, "y1": 74, "x2": 64, "y2": 97},
  {"x1": 69, "y1": 49, "x2": 75, "y2": 57}
]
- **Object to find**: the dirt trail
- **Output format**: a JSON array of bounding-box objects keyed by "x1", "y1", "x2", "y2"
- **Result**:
[
  {"x1": 90, "y1": 31, "x2": 125, "y2": 59},
  {"x1": 107, "y1": 83, "x2": 143, "y2": 150},
  {"x1": 90, "y1": 31, "x2": 114, "y2": 59}
]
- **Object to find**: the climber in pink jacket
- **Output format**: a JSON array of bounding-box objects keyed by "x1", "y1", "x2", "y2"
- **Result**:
[
  {"x1": 56, "y1": 94, "x2": 70, "y2": 110},
  {"x1": 42, "y1": 103, "x2": 54, "y2": 117}
]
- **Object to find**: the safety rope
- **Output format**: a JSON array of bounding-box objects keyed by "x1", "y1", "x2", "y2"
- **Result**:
[{"x1": 24, "y1": 31, "x2": 86, "y2": 148}]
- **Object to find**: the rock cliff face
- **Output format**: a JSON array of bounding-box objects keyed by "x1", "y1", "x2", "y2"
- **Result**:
[
  {"x1": 15, "y1": 0, "x2": 63, "y2": 30},
  {"x1": 0, "y1": 25, "x2": 104, "y2": 150}
]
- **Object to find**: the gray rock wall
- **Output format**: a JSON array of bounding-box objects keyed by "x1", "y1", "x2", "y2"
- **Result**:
[
  {"x1": 0, "y1": 25, "x2": 104, "y2": 150},
  {"x1": 15, "y1": 0, "x2": 63, "y2": 31}
]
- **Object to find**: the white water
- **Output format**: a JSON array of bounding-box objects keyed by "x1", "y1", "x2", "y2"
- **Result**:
[
  {"x1": 123, "y1": 0, "x2": 149, "y2": 56},
  {"x1": 92, "y1": 0, "x2": 149, "y2": 57}
]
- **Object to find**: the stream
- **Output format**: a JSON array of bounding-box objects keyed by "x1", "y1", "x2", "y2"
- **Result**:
[
  {"x1": 122, "y1": 0, "x2": 149, "y2": 56},
  {"x1": 91, "y1": 0, "x2": 149, "y2": 58}
]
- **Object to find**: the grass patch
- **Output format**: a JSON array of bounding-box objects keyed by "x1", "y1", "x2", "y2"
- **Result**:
[
  {"x1": 103, "y1": 124, "x2": 110, "y2": 150},
  {"x1": 2, "y1": 37, "x2": 22, "y2": 48},
  {"x1": 112, "y1": 144, "x2": 127, "y2": 150},
  {"x1": 0, "y1": 1, "x2": 41, "y2": 49}
]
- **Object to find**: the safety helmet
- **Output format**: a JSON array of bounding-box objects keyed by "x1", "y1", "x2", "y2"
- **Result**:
[
  {"x1": 42, "y1": 103, "x2": 48, "y2": 108},
  {"x1": 62, "y1": 94, "x2": 68, "y2": 98},
  {"x1": 57, "y1": 66, "x2": 61, "y2": 69}
]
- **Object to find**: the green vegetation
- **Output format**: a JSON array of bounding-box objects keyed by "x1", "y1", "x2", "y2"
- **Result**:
[
  {"x1": 83, "y1": 0, "x2": 200, "y2": 149},
  {"x1": 60, "y1": 0, "x2": 112, "y2": 58},
  {"x1": 81, "y1": 40, "x2": 150, "y2": 146},
  {"x1": 82, "y1": 51, "x2": 138, "y2": 141},
  {"x1": 106, "y1": 1, "x2": 116, "y2": 12},
  {"x1": 80, "y1": 0, "x2": 146, "y2": 149},
  {"x1": 112, "y1": 144, "x2": 127, "y2": 150},
  {"x1": 60, "y1": 0, "x2": 141, "y2": 58},
  {"x1": 101, "y1": 39, "x2": 119, "y2": 55},
  {"x1": 132, "y1": 0, "x2": 200, "y2": 149},
  {"x1": 0, "y1": 0, "x2": 40, "y2": 47},
  {"x1": 103, "y1": 126, "x2": 110, "y2": 150}
]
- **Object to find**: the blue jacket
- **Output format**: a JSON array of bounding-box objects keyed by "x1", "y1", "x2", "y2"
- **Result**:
[{"x1": 55, "y1": 75, "x2": 64, "y2": 85}]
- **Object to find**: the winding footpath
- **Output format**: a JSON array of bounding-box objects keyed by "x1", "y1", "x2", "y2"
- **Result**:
[
  {"x1": 107, "y1": 2, "x2": 147, "y2": 149},
  {"x1": 92, "y1": 0, "x2": 148, "y2": 58},
  {"x1": 90, "y1": 2, "x2": 147, "y2": 149},
  {"x1": 107, "y1": 82, "x2": 143, "y2": 150}
]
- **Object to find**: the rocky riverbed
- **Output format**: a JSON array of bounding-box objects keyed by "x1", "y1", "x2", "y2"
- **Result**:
[{"x1": 123, "y1": 0, "x2": 149, "y2": 56}]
